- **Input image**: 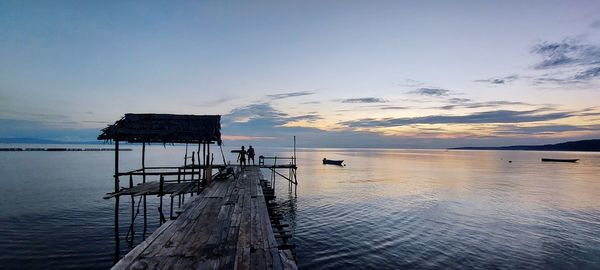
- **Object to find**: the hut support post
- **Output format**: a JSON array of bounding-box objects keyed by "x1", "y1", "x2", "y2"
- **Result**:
[
  {"x1": 202, "y1": 142, "x2": 206, "y2": 181},
  {"x1": 183, "y1": 145, "x2": 188, "y2": 200},
  {"x1": 142, "y1": 142, "x2": 147, "y2": 235},
  {"x1": 206, "y1": 143, "x2": 211, "y2": 185},
  {"x1": 129, "y1": 174, "x2": 135, "y2": 241},
  {"x1": 158, "y1": 175, "x2": 165, "y2": 225},
  {"x1": 177, "y1": 168, "x2": 182, "y2": 208},
  {"x1": 170, "y1": 196, "x2": 174, "y2": 220},
  {"x1": 199, "y1": 143, "x2": 204, "y2": 194},
  {"x1": 114, "y1": 140, "x2": 120, "y2": 260},
  {"x1": 197, "y1": 143, "x2": 201, "y2": 190},
  {"x1": 191, "y1": 152, "x2": 195, "y2": 196}
]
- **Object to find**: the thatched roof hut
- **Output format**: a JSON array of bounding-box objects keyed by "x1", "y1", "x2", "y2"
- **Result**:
[{"x1": 98, "y1": 113, "x2": 222, "y2": 145}]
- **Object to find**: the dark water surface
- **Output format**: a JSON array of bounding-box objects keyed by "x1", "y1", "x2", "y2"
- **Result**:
[{"x1": 1, "y1": 145, "x2": 599, "y2": 269}]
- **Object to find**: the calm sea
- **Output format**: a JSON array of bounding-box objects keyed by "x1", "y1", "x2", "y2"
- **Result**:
[{"x1": 1, "y1": 145, "x2": 599, "y2": 269}]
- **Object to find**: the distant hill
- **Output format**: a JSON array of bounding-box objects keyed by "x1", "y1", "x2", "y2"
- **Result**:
[
  {"x1": 451, "y1": 139, "x2": 600, "y2": 152},
  {"x1": 0, "y1": 138, "x2": 100, "y2": 144}
]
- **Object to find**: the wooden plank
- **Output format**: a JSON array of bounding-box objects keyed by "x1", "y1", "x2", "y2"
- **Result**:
[
  {"x1": 250, "y1": 195, "x2": 267, "y2": 270},
  {"x1": 137, "y1": 194, "x2": 212, "y2": 258},
  {"x1": 235, "y1": 178, "x2": 252, "y2": 270},
  {"x1": 279, "y1": 250, "x2": 298, "y2": 270},
  {"x1": 112, "y1": 219, "x2": 175, "y2": 269}
]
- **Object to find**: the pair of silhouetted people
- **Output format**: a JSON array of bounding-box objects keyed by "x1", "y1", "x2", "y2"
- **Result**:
[{"x1": 237, "y1": 145, "x2": 255, "y2": 169}]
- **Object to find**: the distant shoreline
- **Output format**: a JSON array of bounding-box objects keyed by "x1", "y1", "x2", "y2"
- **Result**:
[
  {"x1": 2, "y1": 137, "x2": 600, "y2": 152},
  {"x1": 450, "y1": 139, "x2": 600, "y2": 152},
  {"x1": 0, "y1": 148, "x2": 132, "y2": 152}
]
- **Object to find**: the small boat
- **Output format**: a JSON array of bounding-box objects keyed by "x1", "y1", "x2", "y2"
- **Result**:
[
  {"x1": 323, "y1": 158, "x2": 344, "y2": 166},
  {"x1": 541, "y1": 158, "x2": 579, "y2": 163}
]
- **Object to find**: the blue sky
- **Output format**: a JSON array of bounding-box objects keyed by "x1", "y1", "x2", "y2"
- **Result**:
[{"x1": 1, "y1": 1, "x2": 600, "y2": 148}]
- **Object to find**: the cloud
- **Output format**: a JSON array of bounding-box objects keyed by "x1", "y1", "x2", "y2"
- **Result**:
[
  {"x1": 532, "y1": 77, "x2": 576, "y2": 85},
  {"x1": 339, "y1": 97, "x2": 388, "y2": 103},
  {"x1": 438, "y1": 100, "x2": 531, "y2": 110},
  {"x1": 591, "y1": 20, "x2": 600, "y2": 29},
  {"x1": 408, "y1": 88, "x2": 452, "y2": 96},
  {"x1": 0, "y1": 109, "x2": 69, "y2": 122},
  {"x1": 379, "y1": 106, "x2": 409, "y2": 110},
  {"x1": 484, "y1": 39, "x2": 600, "y2": 87},
  {"x1": 574, "y1": 107, "x2": 600, "y2": 117},
  {"x1": 448, "y1": 98, "x2": 472, "y2": 103},
  {"x1": 573, "y1": 66, "x2": 600, "y2": 80},
  {"x1": 223, "y1": 102, "x2": 322, "y2": 131},
  {"x1": 226, "y1": 103, "x2": 287, "y2": 124},
  {"x1": 286, "y1": 113, "x2": 322, "y2": 122},
  {"x1": 474, "y1": 75, "x2": 520, "y2": 84},
  {"x1": 495, "y1": 124, "x2": 600, "y2": 135},
  {"x1": 527, "y1": 38, "x2": 600, "y2": 85},
  {"x1": 398, "y1": 78, "x2": 425, "y2": 87},
  {"x1": 81, "y1": 120, "x2": 111, "y2": 124},
  {"x1": 354, "y1": 104, "x2": 410, "y2": 110},
  {"x1": 221, "y1": 135, "x2": 275, "y2": 141},
  {"x1": 341, "y1": 109, "x2": 573, "y2": 128},
  {"x1": 267, "y1": 91, "x2": 314, "y2": 100},
  {"x1": 531, "y1": 38, "x2": 600, "y2": 69}
]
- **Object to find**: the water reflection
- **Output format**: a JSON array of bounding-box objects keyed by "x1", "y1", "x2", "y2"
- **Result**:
[
  {"x1": 1, "y1": 147, "x2": 599, "y2": 269},
  {"x1": 271, "y1": 149, "x2": 600, "y2": 269}
]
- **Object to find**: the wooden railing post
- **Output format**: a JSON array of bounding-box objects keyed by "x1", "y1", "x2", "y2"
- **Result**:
[{"x1": 159, "y1": 175, "x2": 165, "y2": 225}]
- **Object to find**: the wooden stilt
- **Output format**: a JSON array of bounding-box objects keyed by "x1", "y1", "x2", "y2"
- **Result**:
[
  {"x1": 142, "y1": 142, "x2": 147, "y2": 235},
  {"x1": 182, "y1": 144, "x2": 188, "y2": 201},
  {"x1": 114, "y1": 140, "x2": 120, "y2": 260},
  {"x1": 170, "y1": 196, "x2": 174, "y2": 220},
  {"x1": 159, "y1": 175, "x2": 165, "y2": 225},
  {"x1": 191, "y1": 151, "x2": 195, "y2": 185},
  {"x1": 129, "y1": 174, "x2": 135, "y2": 241},
  {"x1": 206, "y1": 143, "x2": 211, "y2": 185},
  {"x1": 177, "y1": 168, "x2": 182, "y2": 208},
  {"x1": 200, "y1": 143, "x2": 205, "y2": 194}
]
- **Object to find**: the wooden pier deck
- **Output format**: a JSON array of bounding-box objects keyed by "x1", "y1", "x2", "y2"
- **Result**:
[{"x1": 112, "y1": 166, "x2": 297, "y2": 270}]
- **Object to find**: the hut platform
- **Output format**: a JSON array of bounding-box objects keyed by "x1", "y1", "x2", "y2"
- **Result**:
[{"x1": 112, "y1": 166, "x2": 298, "y2": 270}]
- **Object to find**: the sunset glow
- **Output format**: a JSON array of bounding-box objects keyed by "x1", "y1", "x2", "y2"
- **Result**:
[{"x1": 1, "y1": 1, "x2": 599, "y2": 147}]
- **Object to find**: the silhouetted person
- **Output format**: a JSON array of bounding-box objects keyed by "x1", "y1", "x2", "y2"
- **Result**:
[
  {"x1": 247, "y1": 145, "x2": 255, "y2": 165},
  {"x1": 237, "y1": 146, "x2": 247, "y2": 169}
]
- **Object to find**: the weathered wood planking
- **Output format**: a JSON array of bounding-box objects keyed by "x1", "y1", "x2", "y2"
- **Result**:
[{"x1": 112, "y1": 166, "x2": 297, "y2": 270}]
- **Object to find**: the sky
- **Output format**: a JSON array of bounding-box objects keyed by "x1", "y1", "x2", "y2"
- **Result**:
[{"x1": 1, "y1": 0, "x2": 600, "y2": 148}]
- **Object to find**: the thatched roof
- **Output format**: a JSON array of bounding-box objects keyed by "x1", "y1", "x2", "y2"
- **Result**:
[{"x1": 98, "y1": 114, "x2": 222, "y2": 144}]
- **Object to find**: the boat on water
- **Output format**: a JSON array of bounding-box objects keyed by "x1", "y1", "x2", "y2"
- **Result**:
[
  {"x1": 541, "y1": 158, "x2": 579, "y2": 163},
  {"x1": 323, "y1": 158, "x2": 344, "y2": 166}
]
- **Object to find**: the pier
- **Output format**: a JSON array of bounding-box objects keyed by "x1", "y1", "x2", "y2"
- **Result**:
[
  {"x1": 100, "y1": 114, "x2": 298, "y2": 269},
  {"x1": 112, "y1": 166, "x2": 297, "y2": 269}
]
